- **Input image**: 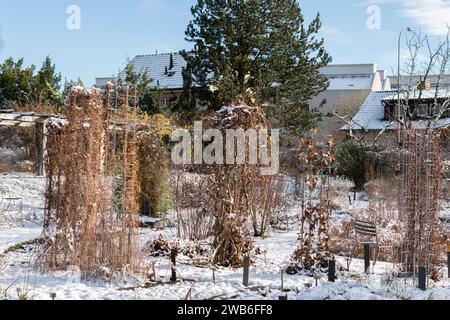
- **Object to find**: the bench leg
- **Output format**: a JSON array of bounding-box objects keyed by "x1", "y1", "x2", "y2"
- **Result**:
[{"x1": 373, "y1": 247, "x2": 380, "y2": 271}]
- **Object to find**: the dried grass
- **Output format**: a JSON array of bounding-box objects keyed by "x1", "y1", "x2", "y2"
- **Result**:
[{"x1": 37, "y1": 85, "x2": 140, "y2": 278}]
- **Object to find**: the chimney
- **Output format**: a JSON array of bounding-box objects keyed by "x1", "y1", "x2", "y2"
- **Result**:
[{"x1": 169, "y1": 53, "x2": 174, "y2": 70}]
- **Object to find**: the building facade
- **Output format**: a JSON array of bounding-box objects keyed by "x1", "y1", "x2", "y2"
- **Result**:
[{"x1": 309, "y1": 64, "x2": 391, "y2": 143}]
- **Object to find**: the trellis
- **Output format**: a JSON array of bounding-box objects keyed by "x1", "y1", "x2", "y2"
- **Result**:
[
  {"x1": 38, "y1": 85, "x2": 140, "y2": 278},
  {"x1": 289, "y1": 135, "x2": 335, "y2": 273},
  {"x1": 399, "y1": 129, "x2": 445, "y2": 284}
]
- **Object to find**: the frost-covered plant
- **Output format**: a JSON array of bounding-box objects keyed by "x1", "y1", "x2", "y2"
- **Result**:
[
  {"x1": 172, "y1": 170, "x2": 213, "y2": 241},
  {"x1": 137, "y1": 114, "x2": 173, "y2": 217},
  {"x1": 289, "y1": 135, "x2": 335, "y2": 274},
  {"x1": 207, "y1": 104, "x2": 268, "y2": 267},
  {"x1": 335, "y1": 139, "x2": 382, "y2": 192}
]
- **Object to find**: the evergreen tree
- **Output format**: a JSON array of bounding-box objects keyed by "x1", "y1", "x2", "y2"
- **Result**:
[
  {"x1": 33, "y1": 56, "x2": 63, "y2": 110},
  {"x1": 173, "y1": 63, "x2": 197, "y2": 114},
  {"x1": 62, "y1": 77, "x2": 84, "y2": 101},
  {"x1": 119, "y1": 62, "x2": 162, "y2": 115},
  {"x1": 335, "y1": 139, "x2": 383, "y2": 192},
  {"x1": 181, "y1": 0, "x2": 331, "y2": 138},
  {"x1": 0, "y1": 58, "x2": 35, "y2": 109}
]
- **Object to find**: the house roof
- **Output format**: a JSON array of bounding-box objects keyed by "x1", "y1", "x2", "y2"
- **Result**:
[
  {"x1": 309, "y1": 89, "x2": 370, "y2": 113},
  {"x1": 388, "y1": 75, "x2": 450, "y2": 89},
  {"x1": 341, "y1": 90, "x2": 450, "y2": 131},
  {"x1": 119, "y1": 53, "x2": 187, "y2": 90},
  {"x1": 382, "y1": 89, "x2": 450, "y2": 101},
  {"x1": 319, "y1": 64, "x2": 390, "y2": 91},
  {"x1": 326, "y1": 76, "x2": 375, "y2": 91},
  {"x1": 319, "y1": 64, "x2": 377, "y2": 76}
]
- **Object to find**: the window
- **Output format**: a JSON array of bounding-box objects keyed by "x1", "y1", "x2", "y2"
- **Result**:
[{"x1": 416, "y1": 104, "x2": 428, "y2": 117}]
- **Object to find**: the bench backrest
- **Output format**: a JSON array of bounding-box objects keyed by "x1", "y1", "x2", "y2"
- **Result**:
[{"x1": 354, "y1": 219, "x2": 378, "y2": 239}]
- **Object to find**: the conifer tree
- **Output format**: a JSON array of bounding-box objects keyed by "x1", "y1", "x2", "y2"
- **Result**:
[
  {"x1": 120, "y1": 62, "x2": 162, "y2": 115},
  {"x1": 0, "y1": 58, "x2": 35, "y2": 109},
  {"x1": 33, "y1": 56, "x2": 63, "y2": 110},
  {"x1": 181, "y1": 0, "x2": 331, "y2": 139}
]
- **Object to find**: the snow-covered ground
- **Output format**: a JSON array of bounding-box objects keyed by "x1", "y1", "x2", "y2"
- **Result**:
[{"x1": 0, "y1": 173, "x2": 449, "y2": 300}]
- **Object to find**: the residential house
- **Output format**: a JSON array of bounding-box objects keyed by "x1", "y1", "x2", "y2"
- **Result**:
[
  {"x1": 342, "y1": 87, "x2": 450, "y2": 150},
  {"x1": 95, "y1": 52, "x2": 187, "y2": 109},
  {"x1": 388, "y1": 75, "x2": 450, "y2": 91},
  {"x1": 309, "y1": 64, "x2": 391, "y2": 143}
]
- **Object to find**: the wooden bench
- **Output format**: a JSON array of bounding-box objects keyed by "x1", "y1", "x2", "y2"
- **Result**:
[{"x1": 352, "y1": 219, "x2": 393, "y2": 270}]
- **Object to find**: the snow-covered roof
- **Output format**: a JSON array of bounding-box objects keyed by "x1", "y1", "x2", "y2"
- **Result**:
[
  {"x1": 341, "y1": 90, "x2": 450, "y2": 131},
  {"x1": 319, "y1": 64, "x2": 376, "y2": 76},
  {"x1": 382, "y1": 89, "x2": 450, "y2": 101},
  {"x1": 326, "y1": 76, "x2": 374, "y2": 91},
  {"x1": 119, "y1": 53, "x2": 187, "y2": 90},
  {"x1": 388, "y1": 75, "x2": 450, "y2": 90},
  {"x1": 319, "y1": 64, "x2": 389, "y2": 91}
]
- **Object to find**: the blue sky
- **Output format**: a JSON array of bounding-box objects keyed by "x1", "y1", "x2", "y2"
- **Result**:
[{"x1": 0, "y1": 0, "x2": 449, "y2": 86}]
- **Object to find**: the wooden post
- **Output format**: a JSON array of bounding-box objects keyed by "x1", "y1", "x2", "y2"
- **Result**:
[
  {"x1": 448, "y1": 252, "x2": 450, "y2": 279},
  {"x1": 35, "y1": 122, "x2": 45, "y2": 176},
  {"x1": 243, "y1": 254, "x2": 250, "y2": 287},
  {"x1": 170, "y1": 248, "x2": 177, "y2": 282},
  {"x1": 328, "y1": 260, "x2": 336, "y2": 282},
  {"x1": 210, "y1": 266, "x2": 216, "y2": 285},
  {"x1": 364, "y1": 244, "x2": 371, "y2": 274},
  {"x1": 418, "y1": 266, "x2": 426, "y2": 291},
  {"x1": 280, "y1": 268, "x2": 284, "y2": 292},
  {"x1": 50, "y1": 292, "x2": 56, "y2": 300},
  {"x1": 279, "y1": 295, "x2": 287, "y2": 300}
]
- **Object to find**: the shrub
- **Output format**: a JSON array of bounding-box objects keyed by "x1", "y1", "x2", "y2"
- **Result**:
[{"x1": 335, "y1": 139, "x2": 382, "y2": 192}]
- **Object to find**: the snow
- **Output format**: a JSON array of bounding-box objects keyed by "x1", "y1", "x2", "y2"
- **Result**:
[
  {"x1": 0, "y1": 173, "x2": 449, "y2": 300},
  {"x1": 47, "y1": 117, "x2": 68, "y2": 130},
  {"x1": 0, "y1": 174, "x2": 44, "y2": 253},
  {"x1": 139, "y1": 216, "x2": 160, "y2": 224}
]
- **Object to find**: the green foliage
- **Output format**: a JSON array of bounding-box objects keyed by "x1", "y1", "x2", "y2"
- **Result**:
[
  {"x1": 0, "y1": 56, "x2": 65, "y2": 112},
  {"x1": 118, "y1": 62, "x2": 163, "y2": 115},
  {"x1": 32, "y1": 56, "x2": 63, "y2": 110},
  {"x1": 0, "y1": 58, "x2": 35, "y2": 108},
  {"x1": 62, "y1": 78, "x2": 83, "y2": 100},
  {"x1": 335, "y1": 139, "x2": 383, "y2": 191},
  {"x1": 137, "y1": 114, "x2": 174, "y2": 217},
  {"x1": 59, "y1": 77, "x2": 84, "y2": 113},
  {"x1": 173, "y1": 62, "x2": 197, "y2": 113},
  {"x1": 182, "y1": 0, "x2": 331, "y2": 137}
]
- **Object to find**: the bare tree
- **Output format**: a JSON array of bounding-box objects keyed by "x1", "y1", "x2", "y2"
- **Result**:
[{"x1": 399, "y1": 28, "x2": 450, "y2": 128}]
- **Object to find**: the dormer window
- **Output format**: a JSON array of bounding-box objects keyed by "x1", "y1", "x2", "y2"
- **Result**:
[{"x1": 416, "y1": 104, "x2": 428, "y2": 117}]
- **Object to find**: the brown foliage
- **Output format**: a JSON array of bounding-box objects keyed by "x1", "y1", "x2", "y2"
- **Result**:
[
  {"x1": 290, "y1": 136, "x2": 335, "y2": 273},
  {"x1": 38, "y1": 86, "x2": 140, "y2": 278},
  {"x1": 207, "y1": 104, "x2": 269, "y2": 267}
]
